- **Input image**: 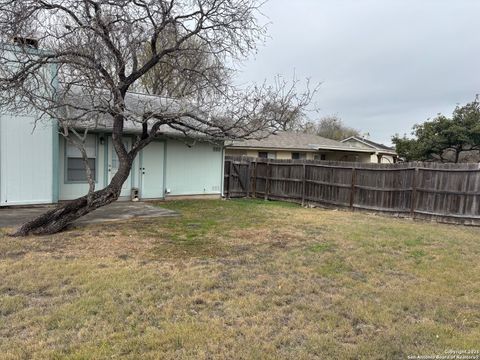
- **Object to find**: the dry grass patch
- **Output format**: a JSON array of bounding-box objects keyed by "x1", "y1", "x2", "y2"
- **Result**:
[{"x1": 1, "y1": 199, "x2": 479, "y2": 359}]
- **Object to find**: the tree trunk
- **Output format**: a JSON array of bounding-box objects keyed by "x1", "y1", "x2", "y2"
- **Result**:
[
  {"x1": 12, "y1": 159, "x2": 133, "y2": 237},
  {"x1": 454, "y1": 148, "x2": 461, "y2": 163}
]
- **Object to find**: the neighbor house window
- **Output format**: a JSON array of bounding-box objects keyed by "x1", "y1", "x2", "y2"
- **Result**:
[
  {"x1": 258, "y1": 151, "x2": 276, "y2": 159},
  {"x1": 292, "y1": 152, "x2": 306, "y2": 160},
  {"x1": 314, "y1": 154, "x2": 327, "y2": 161},
  {"x1": 66, "y1": 135, "x2": 97, "y2": 182}
]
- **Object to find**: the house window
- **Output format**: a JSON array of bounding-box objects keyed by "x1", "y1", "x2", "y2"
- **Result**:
[
  {"x1": 292, "y1": 152, "x2": 306, "y2": 160},
  {"x1": 314, "y1": 154, "x2": 327, "y2": 161},
  {"x1": 258, "y1": 151, "x2": 276, "y2": 159},
  {"x1": 66, "y1": 135, "x2": 97, "y2": 182}
]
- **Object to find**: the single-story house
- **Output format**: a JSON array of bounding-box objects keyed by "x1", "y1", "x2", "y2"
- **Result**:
[
  {"x1": 341, "y1": 136, "x2": 398, "y2": 163},
  {"x1": 0, "y1": 110, "x2": 225, "y2": 207},
  {"x1": 225, "y1": 131, "x2": 378, "y2": 162},
  {"x1": 0, "y1": 59, "x2": 225, "y2": 207}
]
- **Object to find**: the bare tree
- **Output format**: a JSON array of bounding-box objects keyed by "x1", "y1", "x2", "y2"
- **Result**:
[
  {"x1": 138, "y1": 30, "x2": 230, "y2": 100},
  {"x1": 260, "y1": 76, "x2": 317, "y2": 131},
  {"x1": 303, "y1": 115, "x2": 360, "y2": 140},
  {"x1": 0, "y1": 0, "x2": 314, "y2": 236}
]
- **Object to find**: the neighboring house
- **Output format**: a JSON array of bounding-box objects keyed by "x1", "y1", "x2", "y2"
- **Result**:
[
  {"x1": 0, "y1": 48, "x2": 224, "y2": 207},
  {"x1": 341, "y1": 136, "x2": 398, "y2": 164},
  {"x1": 225, "y1": 131, "x2": 376, "y2": 162}
]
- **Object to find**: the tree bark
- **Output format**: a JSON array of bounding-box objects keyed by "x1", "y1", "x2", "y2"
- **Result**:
[
  {"x1": 13, "y1": 108, "x2": 165, "y2": 237},
  {"x1": 12, "y1": 158, "x2": 133, "y2": 236},
  {"x1": 454, "y1": 148, "x2": 461, "y2": 163}
]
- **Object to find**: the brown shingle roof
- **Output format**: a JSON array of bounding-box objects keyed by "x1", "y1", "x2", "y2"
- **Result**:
[{"x1": 226, "y1": 131, "x2": 374, "y2": 152}]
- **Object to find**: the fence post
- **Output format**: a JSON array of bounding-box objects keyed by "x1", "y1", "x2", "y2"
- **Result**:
[
  {"x1": 224, "y1": 160, "x2": 229, "y2": 198},
  {"x1": 410, "y1": 166, "x2": 419, "y2": 218},
  {"x1": 265, "y1": 160, "x2": 271, "y2": 201},
  {"x1": 252, "y1": 160, "x2": 257, "y2": 198},
  {"x1": 350, "y1": 166, "x2": 356, "y2": 210},
  {"x1": 301, "y1": 163, "x2": 306, "y2": 206},
  {"x1": 228, "y1": 160, "x2": 234, "y2": 199},
  {"x1": 461, "y1": 169, "x2": 473, "y2": 216},
  {"x1": 246, "y1": 160, "x2": 251, "y2": 198}
]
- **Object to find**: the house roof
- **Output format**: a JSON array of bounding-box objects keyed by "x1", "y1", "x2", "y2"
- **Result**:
[
  {"x1": 59, "y1": 86, "x2": 233, "y2": 141},
  {"x1": 226, "y1": 131, "x2": 375, "y2": 153},
  {"x1": 341, "y1": 136, "x2": 397, "y2": 155}
]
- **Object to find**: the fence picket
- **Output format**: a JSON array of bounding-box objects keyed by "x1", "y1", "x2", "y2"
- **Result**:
[
  {"x1": 350, "y1": 167, "x2": 356, "y2": 210},
  {"x1": 224, "y1": 156, "x2": 480, "y2": 226}
]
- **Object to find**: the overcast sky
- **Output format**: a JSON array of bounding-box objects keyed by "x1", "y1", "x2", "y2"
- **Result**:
[{"x1": 235, "y1": 0, "x2": 480, "y2": 144}]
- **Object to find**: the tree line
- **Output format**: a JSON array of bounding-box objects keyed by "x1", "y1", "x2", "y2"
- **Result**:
[{"x1": 392, "y1": 98, "x2": 480, "y2": 163}]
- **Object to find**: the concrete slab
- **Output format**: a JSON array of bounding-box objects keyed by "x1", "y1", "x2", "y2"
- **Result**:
[{"x1": 0, "y1": 201, "x2": 178, "y2": 228}]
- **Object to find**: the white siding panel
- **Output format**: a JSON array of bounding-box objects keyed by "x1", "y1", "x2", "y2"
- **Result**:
[{"x1": 0, "y1": 114, "x2": 53, "y2": 205}]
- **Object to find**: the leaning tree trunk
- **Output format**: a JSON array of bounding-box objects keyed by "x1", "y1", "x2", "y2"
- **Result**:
[{"x1": 12, "y1": 159, "x2": 133, "y2": 237}]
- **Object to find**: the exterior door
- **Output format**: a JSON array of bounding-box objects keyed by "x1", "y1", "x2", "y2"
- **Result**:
[
  {"x1": 141, "y1": 141, "x2": 165, "y2": 199},
  {"x1": 108, "y1": 137, "x2": 132, "y2": 197}
]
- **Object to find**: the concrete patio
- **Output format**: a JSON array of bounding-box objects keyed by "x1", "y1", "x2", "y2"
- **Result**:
[{"x1": 0, "y1": 201, "x2": 178, "y2": 228}]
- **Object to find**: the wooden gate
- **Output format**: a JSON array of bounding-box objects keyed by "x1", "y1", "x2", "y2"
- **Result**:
[{"x1": 224, "y1": 157, "x2": 255, "y2": 198}]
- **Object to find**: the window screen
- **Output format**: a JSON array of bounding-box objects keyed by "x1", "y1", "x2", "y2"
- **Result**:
[
  {"x1": 66, "y1": 135, "x2": 97, "y2": 182},
  {"x1": 292, "y1": 152, "x2": 306, "y2": 160},
  {"x1": 314, "y1": 154, "x2": 327, "y2": 161},
  {"x1": 258, "y1": 152, "x2": 276, "y2": 159},
  {"x1": 67, "y1": 158, "x2": 96, "y2": 182}
]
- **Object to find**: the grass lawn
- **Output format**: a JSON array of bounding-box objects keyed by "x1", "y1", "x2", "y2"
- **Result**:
[{"x1": 1, "y1": 199, "x2": 479, "y2": 359}]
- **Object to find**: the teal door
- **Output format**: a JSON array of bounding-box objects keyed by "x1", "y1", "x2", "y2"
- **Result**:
[{"x1": 141, "y1": 141, "x2": 165, "y2": 199}]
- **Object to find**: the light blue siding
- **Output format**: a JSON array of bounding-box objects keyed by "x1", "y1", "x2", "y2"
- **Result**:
[
  {"x1": 52, "y1": 118, "x2": 60, "y2": 203},
  {"x1": 0, "y1": 46, "x2": 58, "y2": 206},
  {"x1": 1, "y1": 129, "x2": 223, "y2": 204},
  {"x1": 106, "y1": 136, "x2": 133, "y2": 197},
  {"x1": 59, "y1": 134, "x2": 137, "y2": 200},
  {"x1": 59, "y1": 134, "x2": 107, "y2": 200},
  {"x1": 131, "y1": 144, "x2": 140, "y2": 190},
  {"x1": 165, "y1": 140, "x2": 223, "y2": 196},
  {"x1": 0, "y1": 114, "x2": 54, "y2": 206},
  {"x1": 51, "y1": 64, "x2": 60, "y2": 203}
]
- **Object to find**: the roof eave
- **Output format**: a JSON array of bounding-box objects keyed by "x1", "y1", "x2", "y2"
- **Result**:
[
  {"x1": 226, "y1": 144, "x2": 376, "y2": 154},
  {"x1": 70, "y1": 125, "x2": 227, "y2": 142}
]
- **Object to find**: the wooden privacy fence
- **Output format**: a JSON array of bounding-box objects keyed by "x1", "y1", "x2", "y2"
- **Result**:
[{"x1": 224, "y1": 156, "x2": 480, "y2": 226}]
